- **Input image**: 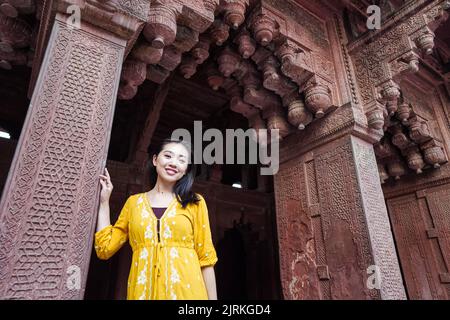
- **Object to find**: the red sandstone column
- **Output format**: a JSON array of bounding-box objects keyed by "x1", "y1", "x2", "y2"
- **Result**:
[
  {"x1": 274, "y1": 104, "x2": 407, "y2": 300},
  {"x1": 0, "y1": 3, "x2": 146, "y2": 299}
]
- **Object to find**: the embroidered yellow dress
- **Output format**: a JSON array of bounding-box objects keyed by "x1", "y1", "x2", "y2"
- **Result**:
[{"x1": 94, "y1": 193, "x2": 218, "y2": 300}]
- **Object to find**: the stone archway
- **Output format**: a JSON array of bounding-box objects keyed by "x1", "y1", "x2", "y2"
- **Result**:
[{"x1": 1, "y1": 0, "x2": 449, "y2": 300}]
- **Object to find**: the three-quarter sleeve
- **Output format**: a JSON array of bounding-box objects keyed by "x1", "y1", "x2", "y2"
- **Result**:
[
  {"x1": 193, "y1": 194, "x2": 218, "y2": 267},
  {"x1": 95, "y1": 196, "x2": 132, "y2": 260}
]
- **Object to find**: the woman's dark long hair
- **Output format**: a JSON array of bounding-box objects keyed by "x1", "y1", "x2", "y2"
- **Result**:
[{"x1": 149, "y1": 138, "x2": 200, "y2": 208}]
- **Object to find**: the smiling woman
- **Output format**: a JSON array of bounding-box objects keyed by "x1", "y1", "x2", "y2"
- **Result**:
[{"x1": 95, "y1": 138, "x2": 218, "y2": 300}]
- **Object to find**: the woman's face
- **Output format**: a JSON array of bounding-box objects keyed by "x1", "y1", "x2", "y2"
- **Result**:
[{"x1": 153, "y1": 142, "x2": 190, "y2": 183}]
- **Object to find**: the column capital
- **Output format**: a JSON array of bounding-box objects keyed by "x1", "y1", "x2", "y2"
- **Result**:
[
  {"x1": 29, "y1": 0, "x2": 149, "y2": 97},
  {"x1": 55, "y1": 0, "x2": 149, "y2": 38}
]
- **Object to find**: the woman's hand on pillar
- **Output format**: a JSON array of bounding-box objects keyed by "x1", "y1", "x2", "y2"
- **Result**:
[
  {"x1": 99, "y1": 167, "x2": 113, "y2": 204},
  {"x1": 97, "y1": 168, "x2": 113, "y2": 233}
]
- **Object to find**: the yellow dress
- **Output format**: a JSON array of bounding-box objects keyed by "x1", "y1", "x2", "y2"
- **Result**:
[{"x1": 94, "y1": 193, "x2": 218, "y2": 300}]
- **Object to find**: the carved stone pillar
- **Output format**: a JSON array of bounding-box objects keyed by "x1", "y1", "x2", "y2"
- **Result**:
[
  {"x1": 0, "y1": 2, "x2": 146, "y2": 299},
  {"x1": 273, "y1": 105, "x2": 406, "y2": 300}
]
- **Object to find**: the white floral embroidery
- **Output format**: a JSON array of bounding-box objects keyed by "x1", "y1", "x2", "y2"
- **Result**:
[
  {"x1": 137, "y1": 196, "x2": 143, "y2": 205},
  {"x1": 140, "y1": 248, "x2": 148, "y2": 260},
  {"x1": 144, "y1": 225, "x2": 153, "y2": 239},
  {"x1": 170, "y1": 248, "x2": 179, "y2": 259},
  {"x1": 182, "y1": 236, "x2": 186, "y2": 241},
  {"x1": 170, "y1": 266, "x2": 180, "y2": 284},
  {"x1": 137, "y1": 267, "x2": 147, "y2": 285},
  {"x1": 171, "y1": 292, "x2": 177, "y2": 300},
  {"x1": 163, "y1": 226, "x2": 172, "y2": 239},
  {"x1": 166, "y1": 207, "x2": 176, "y2": 218},
  {"x1": 141, "y1": 208, "x2": 150, "y2": 219}
]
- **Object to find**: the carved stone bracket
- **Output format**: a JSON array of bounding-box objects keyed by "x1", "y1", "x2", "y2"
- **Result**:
[
  {"x1": 351, "y1": 0, "x2": 449, "y2": 133},
  {"x1": 373, "y1": 96, "x2": 449, "y2": 181}
]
